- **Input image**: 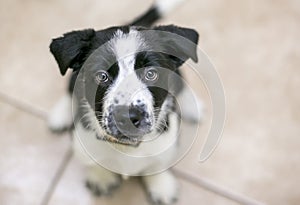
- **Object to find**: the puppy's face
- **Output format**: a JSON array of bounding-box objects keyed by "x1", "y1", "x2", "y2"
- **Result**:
[{"x1": 50, "y1": 26, "x2": 198, "y2": 145}]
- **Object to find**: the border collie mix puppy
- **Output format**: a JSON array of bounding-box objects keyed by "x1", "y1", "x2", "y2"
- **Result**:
[{"x1": 48, "y1": 0, "x2": 202, "y2": 204}]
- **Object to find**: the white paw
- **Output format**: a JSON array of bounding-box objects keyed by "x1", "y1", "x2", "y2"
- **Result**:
[
  {"x1": 86, "y1": 165, "x2": 121, "y2": 196},
  {"x1": 47, "y1": 94, "x2": 73, "y2": 133},
  {"x1": 181, "y1": 97, "x2": 204, "y2": 123},
  {"x1": 177, "y1": 86, "x2": 204, "y2": 123},
  {"x1": 143, "y1": 171, "x2": 179, "y2": 205}
]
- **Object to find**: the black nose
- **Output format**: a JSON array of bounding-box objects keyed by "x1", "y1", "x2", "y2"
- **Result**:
[
  {"x1": 129, "y1": 106, "x2": 144, "y2": 127},
  {"x1": 112, "y1": 105, "x2": 145, "y2": 129}
]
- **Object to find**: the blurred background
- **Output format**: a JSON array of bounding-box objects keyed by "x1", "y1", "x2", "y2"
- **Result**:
[{"x1": 0, "y1": 0, "x2": 299, "y2": 204}]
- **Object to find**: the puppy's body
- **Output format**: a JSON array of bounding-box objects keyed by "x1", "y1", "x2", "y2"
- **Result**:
[{"x1": 48, "y1": 0, "x2": 203, "y2": 204}]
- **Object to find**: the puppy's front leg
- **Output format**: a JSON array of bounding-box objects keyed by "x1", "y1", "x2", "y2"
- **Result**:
[
  {"x1": 86, "y1": 165, "x2": 122, "y2": 196},
  {"x1": 142, "y1": 171, "x2": 179, "y2": 205},
  {"x1": 47, "y1": 94, "x2": 74, "y2": 133},
  {"x1": 177, "y1": 86, "x2": 204, "y2": 123}
]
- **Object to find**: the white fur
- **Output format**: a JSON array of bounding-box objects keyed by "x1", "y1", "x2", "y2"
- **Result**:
[
  {"x1": 110, "y1": 29, "x2": 146, "y2": 62},
  {"x1": 142, "y1": 170, "x2": 179, "y2": 204},
  {"x1": 156, "y1": 95, "x2": 174, "y2": 129},
  {"x1": 155, "y1": 0, "x2": 185, "y2": 15},
  {"x1": 77, "y1": 100, "x2": 107, "y2": 138},
  {"x1": 47, "y1": 94, "x2": 74, "y2": 131}
]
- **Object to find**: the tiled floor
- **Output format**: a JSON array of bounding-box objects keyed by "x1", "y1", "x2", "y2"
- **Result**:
[
  {"x1": 0, "y1": 101, "x2": 70, "y2": 205},
  {"x1": 1, "y1": 0, "x2": 300, "y2": 205}
]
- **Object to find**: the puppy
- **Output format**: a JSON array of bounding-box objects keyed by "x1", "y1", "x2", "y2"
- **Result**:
[{"x1": 48, "y1": 0, "x2": 203, "y2": 204}]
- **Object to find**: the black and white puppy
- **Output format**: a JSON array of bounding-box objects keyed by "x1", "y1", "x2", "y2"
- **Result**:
[{"x1": 48, "y1": 0, "x2": 203, "y2": 204}]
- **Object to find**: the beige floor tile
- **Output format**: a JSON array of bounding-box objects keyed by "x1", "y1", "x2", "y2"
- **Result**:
[{"x1": 0, "y1": 102, "x2": 70, "y2": 205}]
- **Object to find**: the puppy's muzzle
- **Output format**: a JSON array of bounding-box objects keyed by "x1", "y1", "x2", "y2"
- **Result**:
[{"x1": 110, "y1": 105, "x2": 151, "y2": 137}]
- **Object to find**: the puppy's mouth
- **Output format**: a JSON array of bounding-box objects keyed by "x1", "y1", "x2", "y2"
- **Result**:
[
  {"x1": 96, "y1": 133, "x2": 141, "y2": 147},
  {"x1": 96, "y1": 122, "x2": 152, "y2": 146}
]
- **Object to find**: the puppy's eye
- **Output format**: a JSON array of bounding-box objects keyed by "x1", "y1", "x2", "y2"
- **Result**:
[
  {"x1": 144, "y1": 68, "x2": 158, "y2": 82},
  {"x1": 94, "y1": 70, "x2": 109, "y2": 84}
]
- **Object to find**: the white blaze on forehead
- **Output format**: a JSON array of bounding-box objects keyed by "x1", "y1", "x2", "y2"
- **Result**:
[
  {"x1": 109, "y1": 29, "x2": 144, "y2": 87},
  {"x1": 103, "y1": 29, "x2": 153, "y2": 112},
  {"x1": 109, "y1": 29, "x2": 146, "y2": 79},
  {"x1": 110, "y1": 29, "x2": 146, "y2": 63}
]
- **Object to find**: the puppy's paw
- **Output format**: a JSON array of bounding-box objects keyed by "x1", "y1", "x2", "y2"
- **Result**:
[
  {"x1": 86, "y1": 166, "x2": 121, "y2": 196},
  {"x1": 181, "y1": 97, "x2": 204, "y2": 124},
  {"x1": 47, "y1": 95, "x2": 73, "y2": 133},
  {"x1": 143, "y1": 171, "x2": 179, "y2": 205},
  {"x1": 177, "y1": 86, "x2": 204, "y2": 124}
]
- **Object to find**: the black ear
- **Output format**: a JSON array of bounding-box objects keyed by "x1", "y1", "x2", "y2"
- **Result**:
[
  {"x1": 153, "y1": 25, "x2": 199, "y2": 67},
  {"x1": 49, "y1": 29, "x2": 96, "y2": 75}
]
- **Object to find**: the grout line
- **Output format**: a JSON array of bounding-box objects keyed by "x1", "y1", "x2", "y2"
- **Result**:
[
  {"x1": 0, "y1": 91, "x2": 47, "y2": 120},
  {"x1": 173, "y1": 168, "x2": 266, "y2": 205},
  {"x1": 40, "y1": 145, "x2": 73, "y2": 205}
]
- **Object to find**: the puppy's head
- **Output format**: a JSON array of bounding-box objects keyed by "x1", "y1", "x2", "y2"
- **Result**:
[{"x1": 50, "y1": 25, "x2": 199, "y2": 145}]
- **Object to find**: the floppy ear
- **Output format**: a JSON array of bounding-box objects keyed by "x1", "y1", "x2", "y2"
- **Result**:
[
  {"x1": 153, "y1": 25, "x2": 199, "y2": 67},
  {"x1": 49, "y1": 29, "x2": 96, "y2": 75}
]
